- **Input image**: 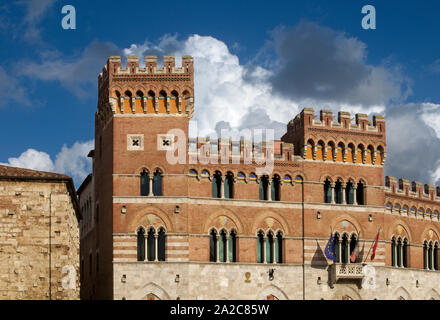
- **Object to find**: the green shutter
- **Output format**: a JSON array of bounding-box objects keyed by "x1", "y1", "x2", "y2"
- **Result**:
[
  {"x1": 259, "y1": 181, "x2": 264, "y2": 200},
  {"x1": 271, "y1": 181, "x2": 275, "y2": 200},
  {"x1": 257, "y1": 237, "x2": 262, "y2": 263},
  {"x1": 224, "y1": 177, "x2": 230, "y2": 199},
  {"x1": 219, "y1": 235, "x2": 225, "y2": 262},
  {"x1": 228, "y1": 236, "x2": 233, "y2": 262},
  {"x1": 212, "y1": 177, "x2": 218, "y2": 198},
  {"x1": 266, "y1": 237, "x2": 270, "y2": 263}
]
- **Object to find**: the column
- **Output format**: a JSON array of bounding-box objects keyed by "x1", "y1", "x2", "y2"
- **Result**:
[
  {"x1": 154, "y1": 97, "x2": 158, "y2": 113},
  {"x1": 144, "y1": 236, "x2": 148, "y2": 261},
  {"x1": 220, "y1": 177, "x2": 225, "y2": 199},
  {"x1": 131, "y1": 97, "x2": 136, "y2": 113},
  {"x1": 353, "y1": 186, "x2": 358, "y2": 205},
  {"x1": 338, "y1": 239, "x2": 342, "y2": 263},
  {"x1": 267, "y1": 180, "x2": 272, "y2": 201},
  {"x1": 166, "y1": 97, "x2": 170, "y2": 113},
  {"x1": 154, "y1": 234, "x2": 158, "y2": 262},
  {"x1": 330, "y1": 183, "x2": 335, "y2": 204},
  {"x1": 119, "y1": 96, "x2": 124, "y2": 114},
  {"x1": 148, "y1": 174, "x2": 153, "y2": 196},
  {"x1": 342, "y1": 183, "x2": 347, "y2": 204},
  {"x1": 142, "y1": 97, "x2": 146, "y2": 113},
  {"x1": 178, "y1": 97, "x2": 182, "y2": 114},
  {"x1": 216, "y1": 235, "x2": 220, "y2": 263}
]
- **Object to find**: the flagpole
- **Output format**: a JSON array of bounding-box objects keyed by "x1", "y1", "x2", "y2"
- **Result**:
[{"x1": 363, "y1": 228, "x2": 381, "y2": 263}]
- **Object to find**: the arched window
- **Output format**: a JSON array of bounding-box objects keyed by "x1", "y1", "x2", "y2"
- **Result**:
[
  {"x1": 333, "y1": 233, "x2": 340, "y2": 263},
  {"x1": 326, "y1": 142, "x2": 335, "y2": 161},
  {"x1": 212, "y1": 171, "x2": 222, "y2": 198},
  {"x1": 259, "y1": 175, "x2": 269, "y2": 200},
  {"x1": 424, "y1": 241, "x2": 428, "y2": 269},
  {"x1": 153, "y1": 169, "x2": 163, "y2": 196},
  {"x1": 403, "y1": 238, "x2": 408, "y2": 268},
  {"x1": 276, "y1": 231, "x2": 283, "y2": 263},
  {"x1": 224, "y1": 172, "x2": 234, "y2": 199},
  {"x1": 209, "y1": 229, "x2": 217, "y2": 262},
  {"x1": 429, "y1": 241, "x2": 433, "y2": 270},
  {"x1": 336, "y1": 142, "x2": 344, "y2": 162},
  {"x1": 324, "y1": 179, "x2": 331, "y2": 203},
  {"x1": 356, "y1": 144, "x2": 364, "y2": 164},
  {"x1": 335, "y1": 180, "x2": 343, "y2": 204},
  {"x1": 170, "y1": 90, "x2": 179, "y2": 113},
  {"x1": 357, "y1": 181, "x2": 365, "y2": 205},
  {"x1": 137, "y1": 227, "x2": 145, "y2": 261},
  {"x1": 219, "y1": 229, "x2": 227, "y2": 262},
  {"x1": 266, "y1": 231, "x2": 274, "y2": 263},
  {"x1": 305, "y1": 139, "x2": 314, "y2": 159},
  {"x1": 158, "y1": 227, "x2": 166, "y2": 261},
  {"x1": 435, "y1": 243, "x2": 439, "y2": 271},
  {"x1": 271, "y1": 175, "x2": 281, "y2": 201},
  {"x1": 257, "y1": 231, "x2": 265, "y2": 263},
  {"x1": 397, "y1": 238, "x2": 402, "y2": 267},
  {"x1": 349, "y1": 234, "x2": 357, "y2": 262},
  {"x1": 346, "y1": 181, "x2": 354, "y2": 204},
  {"x1": 147, "y1": 227, "x2": 155, "y2": 261},
  {"x1": 140, "y1": 169, "x2": 149, "y2": 196},
  {"x1": 316, "y1": 141, "x2": 325, "y2": 160},
  {"x1": 229, "y1": 230, "x2": 237, "y2": 263},
  {"x1": 341, "y1": 234, "x2": 349, "y2": 263},
  {"x1": 391, "y1": 237, "x2": 396, "y2": 266}
]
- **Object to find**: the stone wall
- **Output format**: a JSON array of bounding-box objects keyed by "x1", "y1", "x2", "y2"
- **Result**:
[{"x1": 0, "y1": 180, "x2": 80, "y2": 299}]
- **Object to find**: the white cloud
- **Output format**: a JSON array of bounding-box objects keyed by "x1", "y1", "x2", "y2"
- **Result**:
[{"x1": 3, "y1": 140, "x2": 93, "y2": 186}]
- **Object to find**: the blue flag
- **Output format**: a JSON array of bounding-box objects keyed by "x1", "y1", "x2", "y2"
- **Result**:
[{"x1": 324, "y1": 233, "x2": 336, "y2": 261}]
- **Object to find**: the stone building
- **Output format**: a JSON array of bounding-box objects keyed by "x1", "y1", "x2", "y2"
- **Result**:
[
  {"x1": 79, "y1": 55, "x2": 440, "y2": 300},
  {"x1": 0, "y1": 165, "x2": 81, "y2": 300}
]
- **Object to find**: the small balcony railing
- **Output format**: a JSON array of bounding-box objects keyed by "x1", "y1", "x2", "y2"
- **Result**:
[{"x1": 329, "y1": 263, "x2": 365, "y2": 287}]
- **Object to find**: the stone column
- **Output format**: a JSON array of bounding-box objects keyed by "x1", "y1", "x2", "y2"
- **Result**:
[
  {"x1": 342, "y1": 183, "x2": 347, "y2": 205},
  {"x1": 154, "y1": 234, "x2": 158, "y2": 262},
  {"x1": 267, "y1": 180, "x2": 272, "y2": 201},
  {"x1": 178, "y1": 97, "x2": 182, "y2": 114},
  {"x1": 220, "y1": 177, "x2": 225, "y2": 199},
  {"x1": 144, "y1": 237, "x2": 148, "y2": 261},
  {"x1": 330, "y1": 183, "x2": 335, "y2": 204},
  {"x1": 154, "y1": 97, "x2": 158, "y2": 113},
  {"x1": 353, "y1": 186, "x2": 358, "y2": 205},
  {"x1": 142, "y1": 97, "x2": 146, "y2": 113},
  {"x1": 338, "y1": 239, "x2": 342, "y2": 263},
  {"x1": 312, "y1": 145, "x2": 317, "y2": 160},
  {"x1": 131, "y1": 97, "x2": 136, "y2": 113},
  {"x1": 119, "y1": 96, "x2": 124, "y2": 114},
  {"x1": 166, "y1": 97, "x2": 170, "y2": 113},
  {"x1": 148, "y1": 175, "x2": 153, "y2": 197}
]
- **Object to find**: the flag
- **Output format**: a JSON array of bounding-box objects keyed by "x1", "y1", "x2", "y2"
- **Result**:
[
  {"x1": 350, "y1": 238, "x2": 360, "y2": 263},
  {"x1": 370, "y1": 231, "x2": 380, "y2": 261},
  {"x1": 324, "y1": 233, "x2": 336, "y2": 261}
]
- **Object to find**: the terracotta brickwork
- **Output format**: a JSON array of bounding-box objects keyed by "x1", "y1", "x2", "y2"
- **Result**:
[
  {"x1": 0, "y1": 167, "x2": 80, "y2": 300},
  {"x1": 80, "y1": 56, "x2": 440, "y2": 300}
]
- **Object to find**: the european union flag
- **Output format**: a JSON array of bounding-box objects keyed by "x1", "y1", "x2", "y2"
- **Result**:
[{"x1": 324, "y1": 233, "x2": 336, "y2": 261}]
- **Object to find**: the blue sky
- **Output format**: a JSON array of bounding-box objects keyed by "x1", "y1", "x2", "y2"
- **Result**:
[{"x1": 1, "y1": 0, "x2": 440, "y2": 187}]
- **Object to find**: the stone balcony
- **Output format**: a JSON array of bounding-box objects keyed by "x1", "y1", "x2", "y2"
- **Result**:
[{"x1": 329, "y1": 263, "x2": 365, "y2": 287}]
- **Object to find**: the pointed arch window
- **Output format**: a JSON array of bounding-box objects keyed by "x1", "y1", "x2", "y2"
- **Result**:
[
  {"x1": 147, "y1": 227, "x2": 156, "y2": 261},
  {"x1": 266, "y1": 232, "x2": 274, "y2": 263},
  {"x1": 259, "y1": 175, "x2": 269, "y2": 200},
  {"x1": 272, "y1": 175, "x2": 281, "y2": 201},
  {"x1": 158, "y1": 227, "x2": 166, "y2": 261},
  {"x1": 324, "y1": 179, "x2": 331, "y2": 203},
  {"x1": 137, "y1": 227, "x2": 145, "y2": 261},
  {"x1": 257, "y1": 231, "x2": 265, "y2": 263},
  {"x1": 224, "y1": 172, "x2": 234, "y2": 199},
  {"x1": 397, "y1": 238, "x2": 402, "y2": 267},
  {"x1": 228, "y1": 230, "x2": 237, "y2": 263},
  {"x1": 209, "y1": 229, "x2": 217, "y2": 262},
  {"x1": 153, "y1": 169, "x2": 163, "y2": 196},
  {"x1": 357, "y1": 181, "x2": 365, "y2": 205},
  {"x1": 276, "y1": 231, "x2": 283, "y2": 263},
  {"x1": 219, "y1": 230, "x2": 227, "y2": 262},
  {"x1": 341, "y1": 234, "x2": 349, "y2": 263},
  {"x1": 333, "y1": 233, "x2": 340, "y2": 263},
  {"x1": 346, "y1": 181, "x2": 354, "y2": 204},
  {"x1": 349, "y1": 234, "x2": 358, "y2": 262},
  {"x1": 335, "y1": 180, "x2": 343, "y2": 204},
  {"x1": 212, "y1": 171, "x2": 222, "y2": 198},
  {"x1": 140, "y1": 169, "x2": 149, "y2": 196}
]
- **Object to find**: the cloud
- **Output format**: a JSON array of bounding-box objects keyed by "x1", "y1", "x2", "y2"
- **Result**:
[
  {"x1": 429, "y1": 58, "x2": 440, "y2": 73},
  {"x1": 0, "y1": 66, "x2": 31, "y2": 106},
  {"x1": 3, "y1": 140, "x2": 94, "y2": 186},
  {"x1": 385, "y1": 103, "x2": 440, "y2": 185},
  {"x1": 269, "y1": 21, "x2": 410, "y2": 112},
  {"x1": 16, "y1": 0, "x2": 57, "y2": 42},
  {"x1": 19, "y1": 41, "x2": 122, "y2": 97}
]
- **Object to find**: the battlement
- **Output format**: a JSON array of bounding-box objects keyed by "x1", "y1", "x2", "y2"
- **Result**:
[
  {"x1": 385, "y1": 176, "x2": 440, "y2": 202},
  {"x1": 289, "y1": 108, "x2": 386, "y2": 133},
  {"x1": 282, "y1": 108, "x2": 386, "y2": 164},
  {"x1": 99, "y1": 55, "x2": 194, "y2": 81},
  {"x1": 188, "y1": 138, "x2": 295, "y2": 163},
  {"x1": 96, "y1": 55, "x2": 195, "y2": 119}
]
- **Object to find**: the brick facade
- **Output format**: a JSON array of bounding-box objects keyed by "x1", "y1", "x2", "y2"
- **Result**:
[{"x1": 79, "y1": 55, "x2": 440, "y2": 300}]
